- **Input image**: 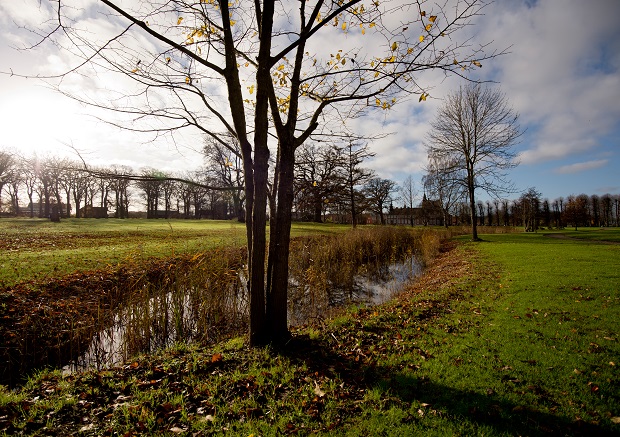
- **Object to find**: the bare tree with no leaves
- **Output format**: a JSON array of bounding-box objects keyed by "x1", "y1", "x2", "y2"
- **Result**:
[
  {"x1": 11, "y1": 0, "x2": 501, "y2": 345},
  {"x1": 425, "y1": 83, "x2": 521, "y2": 240}
]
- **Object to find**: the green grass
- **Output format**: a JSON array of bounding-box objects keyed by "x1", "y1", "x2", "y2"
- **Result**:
[
  {"x1": 1, "y1": 230, "x2": 618, "y2": 435},
  {"x1": 553, "y1": 228, "x2": 620, "y2": 242},
  {"x1": 0, "y1": 218, "x2": 350, "y2": 287}
]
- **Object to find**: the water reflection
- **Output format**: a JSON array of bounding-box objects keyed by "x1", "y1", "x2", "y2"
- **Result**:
[{"x1": 65, "y1": 255, "x2": 420, "y2": 373}]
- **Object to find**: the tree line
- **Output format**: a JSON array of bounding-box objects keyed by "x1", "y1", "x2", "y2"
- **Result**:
[
  {"x1": 0, "y1": 143, "x2": 401, "y2": 224},
  {"x1": 424, "y1": 188, "x2": 620, "y2": 231},
  {"x1": 2, "y1": 146, "x2": 616, "y2": 230}
]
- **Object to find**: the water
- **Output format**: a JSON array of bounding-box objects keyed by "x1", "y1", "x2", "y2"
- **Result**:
[{"x1": 64, "y1": 256, "x2": 421, "y2": 373}]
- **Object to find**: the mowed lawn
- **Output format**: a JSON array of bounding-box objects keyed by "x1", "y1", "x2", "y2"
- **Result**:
[{"x1": 0, "y1": 218, "x2": 349, "y2": 287}]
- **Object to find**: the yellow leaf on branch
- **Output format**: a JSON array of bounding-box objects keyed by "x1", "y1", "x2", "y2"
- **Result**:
[
  {"x1": 391, "y1": 41, "x2": 398, "y2": 51},
  {"x1": 419, "y1": 35, "x2": 425, "y2": 42},
  {"x1": 177, "y1": 17, "x2": 183, "y2": 25},
  {"x1": 429, "y1": 15, "x2": 437, "y2": 23}
]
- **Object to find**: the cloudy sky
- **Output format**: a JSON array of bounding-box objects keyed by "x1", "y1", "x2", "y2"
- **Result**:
[{"x1": 1, "y1": 0, "x2": 619, "y2": 202}]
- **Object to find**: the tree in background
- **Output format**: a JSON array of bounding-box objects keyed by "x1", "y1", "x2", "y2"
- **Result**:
[
  {"x1": 519, "y1": 187, "x2": 541, "y2": 232},
  {"x1": 293, "y1": 143, "x2": 344, "y2": 223},
  {"x1": 203, "y1": 136, "x2": 245, "y2": 222},
  {"x1": 0, "y1": 151, "x2": 15, "y2": 214},
  {"x1": 564, "y1": 194, "x2": 589, "y2": 230},
  {"x1": 425, "y1": 84, "x2": 521, "y2": 240},
  {"x1": 363, "y1": 178, "x2": 397, "y2": 225},
  {"x1": 400, "y1": 175, "x2": 418, "y2": 227},
  {"x1": 339, "y1": 140, "x2": 375, "y2": 227},
  {"x1": 423, "y1": 152, "x2": 465, "y2": 228}
]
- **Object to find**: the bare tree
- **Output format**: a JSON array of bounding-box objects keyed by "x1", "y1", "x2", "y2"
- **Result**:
[
  {"x1": 203, "y1": 136, "x2": 245, "y2": 222},
  {"x1": 0, "y1": 151, "x2": 15, "y2": 214},
  {"x1": 564, "y1": 194, "x2": 589, "y2": 230},
  {"x1": 363, "y1": 177, "x2": 397, "y2": 225},
  {"x1": 294, "y1": 143, "x2": 345, "y2": 222},
  {"x1": 519, "y1": 187, "x2": 541, "y2": 232},
  {"x1": 426, "y1": 83, "x2": 521, "y2": 240},
  {"x1": 15, "y1": 0, "x2": 500, "y2": 345},
  {"x1": 423, "y1": 151, "x2": 465, "y2": 228},
  {"x1": 400, "y1": 175, "x2": 418, "y2": 227},
  {"x1": 338, "y1": 140, "x2": 376, "y2": 227}
]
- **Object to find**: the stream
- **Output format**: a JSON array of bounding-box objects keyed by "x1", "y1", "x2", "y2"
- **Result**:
[{"x1": 63, "y1": 255, "x2": 421, "y2": 373}]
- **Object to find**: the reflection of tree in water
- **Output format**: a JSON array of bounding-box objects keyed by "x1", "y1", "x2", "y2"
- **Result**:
[
  {"x1": 67, "y1": 248, "x2": 419, "y2": 373},
  {"x1": 287, "y1": 257, "x2": 419, "y2": 326}
]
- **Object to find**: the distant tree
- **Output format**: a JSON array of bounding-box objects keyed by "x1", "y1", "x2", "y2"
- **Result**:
[
  {"x1": 137, "y1": 169, "x2": 165, "y2": 218},
  {"x1": 203, "y1": 136, "x2": 245, "y2": 222},
  {"x1": 108, "y1": 165, "x2": 133, "y2": 218},
  {"x1": 423, "y1": 151, "x2": 466, "y2": 228},
  {"x1": 600, "y1": 194, "x2": 613, "y2": 227},
  {"x1": 519, "y1": 187, "x2": 541, "y2": 232},
  {"x1": 502, "y1": 199, "x2": 510, "y2": 226},
  {"x1": 293, "y1": 143, "x2": 344, "y2": 222},
  {"x1": 340, "y1": 141, "x2": 375, "y2": 227},
  {"x1": 400, "y1": 175, "x2": 419, "y2": 227},
  {"x1": 551, "y1": 198, "x2": 564, "y2": 229},
  {"x1": 541, "y1": 199, "x2": 551, "y2": 228},
  {"x1": 477, "y1": 201, "x2": 485, "y2": 226},
  {"x1": 363, "y1": 178, "x2": 397, "y2": 225},
  {"x1": 486, "y1": 201, "x2": 493, "y2": 226},
  {"x1": 426, "y1": 84, "x2": 521, "y2": 240},
  {"x1": 590, "y1": 195, "x2": 600, "y2": 227},
  {"x1": 0, "y1": 151, "x2": 15, "y2": 213},
  {"x1": 564, "y1": 194, "x2": 589, "y2": 230}
]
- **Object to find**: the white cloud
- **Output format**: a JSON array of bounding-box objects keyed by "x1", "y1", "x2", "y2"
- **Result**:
[
  {"x1": 554, "y1": 159, "x2": 608, "y2": 174},
  {"x1": 478, "y1": 0, "x2": 620, "y2": 164}
]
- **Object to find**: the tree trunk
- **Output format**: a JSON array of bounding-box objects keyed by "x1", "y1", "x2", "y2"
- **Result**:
[
  {"x1": 468, "y1": 187, "x2": 478, "y2": 241},
  {"x1": 266, "y1": 144, "x2": 295, "y2": 343},
  {"x1": 313, "y1": 199, "x2": 322, "y2": 223}
]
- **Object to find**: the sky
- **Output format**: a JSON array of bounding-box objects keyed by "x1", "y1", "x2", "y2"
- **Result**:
[{"x1": 1, "y1": 0, "x2": 619, "y2": 203}]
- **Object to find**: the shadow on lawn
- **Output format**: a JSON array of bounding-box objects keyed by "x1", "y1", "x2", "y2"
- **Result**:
[{"x1": 280, "y1": 335, "x2": 617, "y2": 437}]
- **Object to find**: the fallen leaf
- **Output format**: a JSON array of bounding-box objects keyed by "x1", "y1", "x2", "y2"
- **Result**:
[
  {"x1": 211, "y1": 353, "x2": 223, "y2": 363},
  {"x1": 611, "y1": 417, "x2": 620, "y2": 424},
  {"x1": 314, "y1": 381, "x2": 325, "y2": 397}
]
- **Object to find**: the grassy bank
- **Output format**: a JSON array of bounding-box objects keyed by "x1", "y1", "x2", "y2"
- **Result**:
[
  {"x1": 1, "y1": 231, "x2": 618, "y2": 435},
  {"x1": 0, "y1": 218, "x2": 350, "y2": 287}
]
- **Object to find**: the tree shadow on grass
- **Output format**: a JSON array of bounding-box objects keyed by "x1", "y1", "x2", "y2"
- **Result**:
[{"x1": 278, "y1": 334, "x2": 618, "y2": 437}]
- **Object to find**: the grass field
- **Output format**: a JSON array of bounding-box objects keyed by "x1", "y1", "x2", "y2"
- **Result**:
[
  {"x1": 0, "y1": 218, "x2": 349, "y2": 287},
  {"x1": 1, "y1": 228, "x2": 618, "y2": 435}
]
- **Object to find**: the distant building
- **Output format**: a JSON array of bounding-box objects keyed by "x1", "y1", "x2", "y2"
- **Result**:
[
  {"x1": 386, "y1": 198, "x2": 446, "y2": 226},
  {"x1": 79, "y1": 205, "x2": 109, "y2": 218}
]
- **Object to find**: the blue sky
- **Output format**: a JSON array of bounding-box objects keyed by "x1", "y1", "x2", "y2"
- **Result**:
[{"x1": 0, "y1": 0, "x2": 618, "y2": 203}]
